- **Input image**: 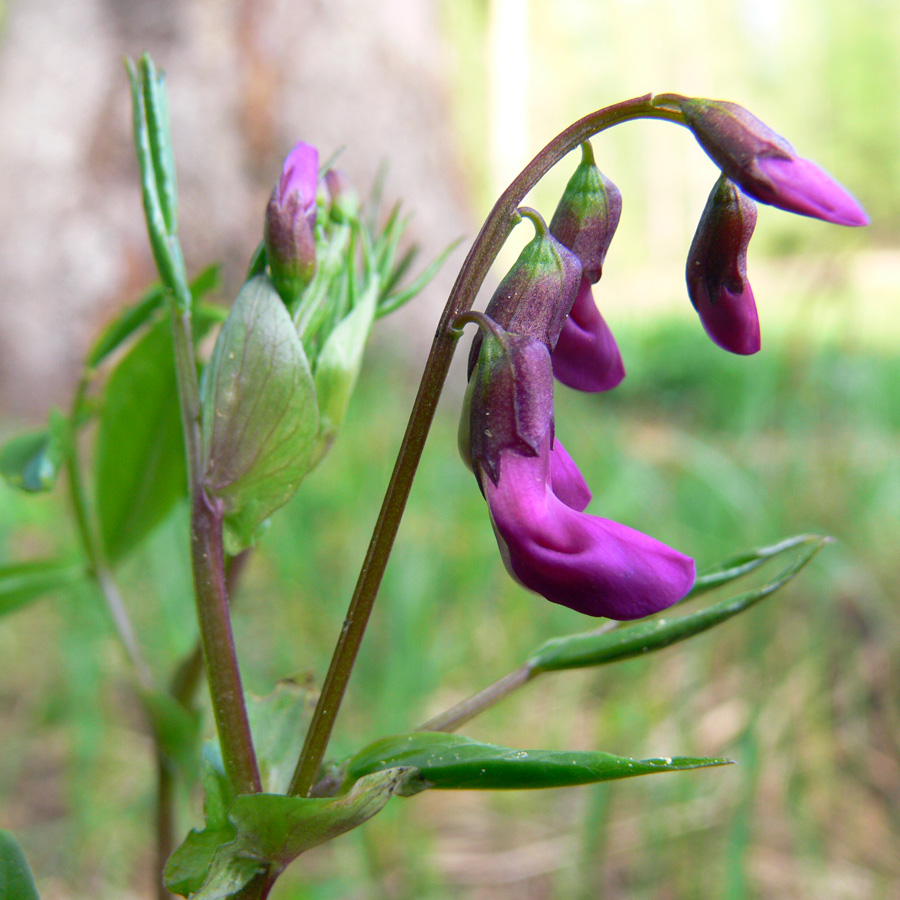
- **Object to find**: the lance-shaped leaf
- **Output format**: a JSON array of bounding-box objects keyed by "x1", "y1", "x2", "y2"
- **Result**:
[
  {"x1": 201, "y1": 276, "x2": 318, "y2": 553},
  {"x1": 0, "y1": 410, "x2": 70, "y2": 493},
  {"x1": 346, "y1": 732, "x2": 730, "y2": 795},
  {"x1": 527, "y1": 535, "x2": 827, "y2": 674},
  {"x1": 95, "y1": 317, "x2": 186, "y2": 562},
  {"x1": 0, "y1": 559, "x2": 86, "y2": 619},
  {"x1": 87, "y1": 265, "x2": 221, "y2": 369},
  {"x1": 165, "y1": 769, "x2": 410, "y2": 899},
  {"x1": 686, "y1": 532, "x2": 823, "y2": 599},
  {"x1": 0, "y1": 830, "x2": 41, "y2": 900},
  {"x1": 127, "y1": 54, "x2": 191, "y2": 311}
]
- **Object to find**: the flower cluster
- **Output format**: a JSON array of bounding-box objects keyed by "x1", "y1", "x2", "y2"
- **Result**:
[{"x1": 461, "y1": 98, "x2": 866, "y2": 619}]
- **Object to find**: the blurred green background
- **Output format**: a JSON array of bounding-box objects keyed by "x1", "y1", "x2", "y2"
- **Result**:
[{"x1": 1, "y1": 0, "x2": 899, "y2": 898}]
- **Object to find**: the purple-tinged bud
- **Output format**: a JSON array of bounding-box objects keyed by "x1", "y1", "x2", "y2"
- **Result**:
[
  {"x1": 677, "y1": 98, "x2": 868, "y2": 227},
  {"x1": 324, "y1": 168, "x2": 358, "y2": 224},
  {"x1": 264, "y1": 141, "x2": 319, "y2": 305},
  {"x1": 686, "y1": 175, "x2": 760, "y2": 355},
  {"x1": 549, "y1": 141, "x2": 622, "y2": 283},
  {"x1": 552, "y1": 276, "x2": 626, "y2": 391},
  {"x1": 468, "y1": 208, "x2": 582, "y2": 376},
  {"x1": 461, "y1": 318, "x2": 695, "y2": 619},
  {"x1": 460, "y1": 314, "x2": 555, "y2": 487}
]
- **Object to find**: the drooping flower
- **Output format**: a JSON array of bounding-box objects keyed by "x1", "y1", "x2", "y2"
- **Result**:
[
  {"x1": 461, "y1": 314, "x2": 695, "y2": 619},
  {"x1": 548, "y1": 142, "x2": 626, "y2": 392},
  {"x1": 265, "y1": 141, "x2": 320, "y2": 305},
  {"x1": 551, "y1": 276, "x2": 626, "y2": 390},
  {"x1": 677, "y1": 98, "x2": 868, "y2": 227},
  {"x1": 468, "y1": 208, "x2": 582, "y2": 378},
  {"x1": 686, "y1": 174, "x2": 760, "y2": 355}
]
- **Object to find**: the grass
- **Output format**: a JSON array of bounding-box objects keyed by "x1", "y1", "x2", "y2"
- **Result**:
[{"x1": 1, "y1": 315, "x2": 899, "y2": 899}]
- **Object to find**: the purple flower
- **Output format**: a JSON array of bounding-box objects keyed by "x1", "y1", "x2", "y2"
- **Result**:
[
  {"x1": 549, "y1": 142, "x2": 622, "y2": 282},
  {"x1": 552, "y1": 276, "x2": 626, "y2": 390},
  {"x1": 686, "y1": 175, "x2": 760, "y2": 355},
  {"x1": 547, "y1": 143, "x2": 626, "y2": 393},
  {"x1": 462, "y1": 315, "x2": 695, "y2": 619},
  {"x1": 467, "y1": 208, "x2": 582, "y2": 378},
  {"x1": 264, "y1": 141, "x2": 320, "y2": 305},
  {"x1": 678, "y1": 98, "x2": 868, "y2": 227}
]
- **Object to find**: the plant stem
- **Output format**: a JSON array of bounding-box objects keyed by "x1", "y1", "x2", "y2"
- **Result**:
[
  {"x1": 190, "y1": 490, "x2": 262, "y2": 795},
  {"x1": 416, "y1": 622, "x2": 618, "y2": 733},
  {"x1": 288, "y1": 94, "x2": 686, "y2": 798},
  {"x1": 418, "y1": 664, "x2": 535, "y2": 733}
]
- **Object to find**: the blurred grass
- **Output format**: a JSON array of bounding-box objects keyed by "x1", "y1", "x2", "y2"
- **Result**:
[{"x1": 2, "y1": 314, "x2": 899, "y2": 899}]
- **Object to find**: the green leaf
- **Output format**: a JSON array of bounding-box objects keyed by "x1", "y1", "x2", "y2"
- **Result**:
[
  {"x1": 94, "y1": 316, "x2": 187, "y2": 562},
  {"x1": 126, "y1": 54, "x2": 191, "y2": 311},
  {"x1": 245, "y1": 681, "x2": 317, "y2": 795},
  {"x1": 87, "y1": 284, "x2": 165, "y2": 368},
  {"x1": 165, "y1": 770, "x2": 409, "y2": 898},
  {"x1": 0, "y1": 830, "x2": 41, "y2": 900},
  {"x1": 87, "y1": 265, "x2": 221, "y2": 371},
  {"x1": 528, "y1": 536, "x2": 828, "y2": 674},
  {"x1": 0, "y1": 559, "x2": 86, "y2": 619},
  {"x1": 686, "y1": 533, "x2": 822, "y2": 599},
  {"x1": 347, "y1": 733, "x2": 730, "y2": 795},
  {"x1": 0, "y1": 410, "x2": 70, "y2": 493},
  {"x1": 201, "y1": 276, "x2": 318, "y2": 553}
]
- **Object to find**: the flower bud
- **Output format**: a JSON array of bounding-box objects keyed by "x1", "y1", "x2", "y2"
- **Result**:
[
  {"x1": 460, "y1": 315, "x2": 555, "y2": 487},
  {"x1": 678, "y1": 98, "x2": 868, "y2": 227},
  {"x1": 549, "y1": 141, "x2": 622, "y2": 283},
  {"x1": 324, "y1": 168, "x2": 358, "y2": 224},
  {"x1": 264, "y1": 141, "x2": 319, "y2": 306},
  {"x1": 468, "y1": 209, "x2": 581, "y2": 376},
  {"x1": 686, "y1": 175, "x2": 760, "y2": 355}
]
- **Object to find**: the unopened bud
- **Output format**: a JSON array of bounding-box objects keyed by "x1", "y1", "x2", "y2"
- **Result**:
[
  {"x1": 264, "y1": 141, "x2": 319, "y2": 306},
  {"x1": 678, "y1": 98, "x2": 868, "y2": 227},
  {"x1": 686, "y1": 174, "x2": 760, "y2": 355},
  {"x1": 549, "y1": 142, "x2": 622, "y2": 282}
]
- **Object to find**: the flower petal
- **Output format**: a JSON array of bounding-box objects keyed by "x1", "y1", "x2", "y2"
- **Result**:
[
  {"x1": 754, "y1": 156, "x2": 869, "y2": 227},
  {"x1": 549, "y1": 437, "x2": 591, "y2": 512},
  {"x1": 278, "y1": 141, "x2": 319, "y2": 216},
  {"x1": 552, "y1": 277, "x2": 625, "y2": 392},
  {"x1": 486, "y1": 441, "x2": 695, "y2": 619}
]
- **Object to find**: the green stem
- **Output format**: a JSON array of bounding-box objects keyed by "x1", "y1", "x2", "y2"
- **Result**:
[
  {"x1": 190, "y1": 490, "x2": 261, "y2": 795},
  {"x1": 288, "y1": 94, "x2": 686, "y2": 798},
  {"x1": 416, "y1": 622, "x2": 618, "y2": 733}
]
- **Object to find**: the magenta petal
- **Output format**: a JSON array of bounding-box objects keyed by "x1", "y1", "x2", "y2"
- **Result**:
[
  {"x1": 692, "y1": 283, "x2": 760, "y2": 355},
  {"x1": 755, "y1": 156, "x2": 868, "y2": 227},
  {"x1": 549, "y1": 438, "x2": 592, "y2": 512},
  {"x1": 278, "y1": 141, "x2": 319, "y2": 216},
  {"x1": 486, "y1": 445, "x2": 695, "y2": 619},
  {"x1": 552, "y1": 278, "x2": 625, "y2": 392}
]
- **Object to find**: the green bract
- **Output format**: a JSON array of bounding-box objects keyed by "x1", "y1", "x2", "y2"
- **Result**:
[{"x1": 200, "y1": 276, "x2": 319, "y2": 553}]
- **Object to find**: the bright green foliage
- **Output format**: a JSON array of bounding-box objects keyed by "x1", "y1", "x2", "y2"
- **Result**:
[
  {"x1": 528, "y1": 535, "x2": 827, "y2": 674},
  {"x1": 94, "y1": 316, "x2": 188, "y2": 562},
  {"x1": 165, "y1": 770, "x2": 410, "y2": 898},
  {"x1": 0, "y1": 830, "x2": 41, "y2": 900},
  {"x1": 87, "y1": 265, "x2": 221, "y2": 369},
  {"x1": 0, "y1": 410, "x2": 70, "y2": 493},
  {"x1": 347, "y1": 732, "x2": 731, "y2": 794},
  {"x1": 200, "y1": 276, "x2": 319, "y2": 553}
]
